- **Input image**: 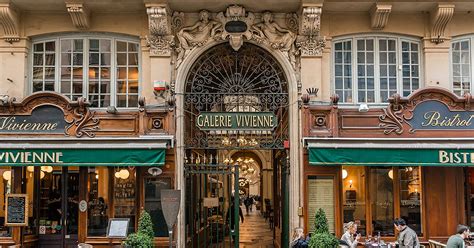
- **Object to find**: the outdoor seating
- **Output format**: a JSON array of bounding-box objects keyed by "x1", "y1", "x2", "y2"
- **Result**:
[{"x1": 428, "y1": 240, "x2": 447, "y2": 248}]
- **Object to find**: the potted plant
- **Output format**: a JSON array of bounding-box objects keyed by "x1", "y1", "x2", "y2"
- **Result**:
[
  {"x1": 123, "y1": 210, "x2": 154, "y2": 248},
  {"x1": 308, "y1": 208, "x2": 339, "y2": 248}
]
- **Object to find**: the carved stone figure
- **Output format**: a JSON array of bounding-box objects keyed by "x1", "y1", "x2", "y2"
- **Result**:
[
  {"x1": 251, "y1": 12, "x2": 296, "y2": 66},
  {"x1": 176, "y1": 10, "x2": 222, "y2": 66}
]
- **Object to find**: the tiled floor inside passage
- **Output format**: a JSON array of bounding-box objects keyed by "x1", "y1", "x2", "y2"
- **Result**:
[{"x1": 239, "y1": 207, "x2": 275, "y2": 248}]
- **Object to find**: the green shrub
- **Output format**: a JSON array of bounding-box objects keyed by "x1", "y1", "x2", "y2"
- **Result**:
[
  {"x1": 123, "y1": 210, "x2": 155, "y2": 248},
  {"x1": 123, "y1": 232, "x2": 153, "y2": 248},
  {"x1": 308, "y1": 208, "x2": 339, "y2": 248},
  {"x1": 138, "y1": 210, "x2": 155, "y2": 239}
]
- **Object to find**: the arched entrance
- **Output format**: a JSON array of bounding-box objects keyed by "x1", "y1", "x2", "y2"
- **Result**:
[{"x1": 181, "y1": 43, "x2": 290, "y2": 248}]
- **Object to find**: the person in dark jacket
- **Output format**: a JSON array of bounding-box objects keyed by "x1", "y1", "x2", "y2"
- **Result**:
[
  {"x1": 393, "y1": 218, "x2": 420, "y2": 248},
  {"x1": 227, "y1": 197, "x2": 244, "y2": 230},
  {"x1": 446, "y1": 224, "x2": 470, "y2": 248}
]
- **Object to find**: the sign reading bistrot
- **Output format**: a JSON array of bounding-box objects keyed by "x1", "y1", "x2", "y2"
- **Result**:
[
  {"x1": 0, "y1": 105, "x2": 67, "y2": 134},
  {"x1": 408, "y1": 100, "x2": 474, "y2": 131},
  {"x1": 196, "y1": 112, "x2": 277, "y2": 130}
]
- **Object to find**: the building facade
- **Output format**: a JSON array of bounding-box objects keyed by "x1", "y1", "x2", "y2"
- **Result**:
[{"x1": 0, "y1": 0, "x2": 473, "y2": 247}]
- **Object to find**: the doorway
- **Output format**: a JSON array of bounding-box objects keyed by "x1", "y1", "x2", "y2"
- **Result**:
[
  {"x1": 182, "y1": 43, "x2": 290, "y2": 247},
  {"x1": 38, "y1": 167, "x2": 79, "y2": 248}
]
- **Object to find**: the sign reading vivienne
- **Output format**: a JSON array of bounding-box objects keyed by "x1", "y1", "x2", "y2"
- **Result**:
[
  {"x1": 196, "y1": 112, "x2": 277, "y2": 130},
  {"x1": 0, "y1": 105, "x2": 67, "y2": 134},
  {"x1": 408, "y1": 100, "x2": 474, "y2": 131}
]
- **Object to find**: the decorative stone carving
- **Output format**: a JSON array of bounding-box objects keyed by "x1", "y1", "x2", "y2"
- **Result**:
[
  {"x1": 370, "y1": 3, "x2": 391, "y2": 30},
  {"x1": 296, "y1": 6, "x2": 326, "y2": 57},
  {"x1": 174, "y1": 6, "x2": 299, "y2": 70},
  {"x1": 171, "y1": 11, "x2": 184, "y2": 33},
  {"x1": 176, "y1": 10, "x2": 223, "y2": 66},
  {"x1": 147, "y1": 6, "x2": 175, "y2": 56},
  {"x1": 430, "y1": 4, "x2": 455, "y2": 44},
  {"x1": 285, "y1": 13, "x2": 298, "y2": 33},
  {"x1": 215, "y1": 5, "x2": 255, "y2": 51},
  {"x1": 250, "y1": 11, "x2": 297, "y2": 67},
  {"x1": 66, "y1": 97, "x2": 100, "y2": 138},
  {"x1": 0, "y1": 3, "x2": 19, "y2": 42},
  {"x1": 66, "y1": 3, "x2": 90, "y2": 30}
]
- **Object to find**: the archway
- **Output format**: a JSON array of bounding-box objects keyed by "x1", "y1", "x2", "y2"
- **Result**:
[{"x1": 178, "y1": 42, "x2": 291, "y2": 248}]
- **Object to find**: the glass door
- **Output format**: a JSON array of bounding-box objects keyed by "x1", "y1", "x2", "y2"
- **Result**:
[{"x1": 38, "y1": 167, "x2": 79, "y2": 248}]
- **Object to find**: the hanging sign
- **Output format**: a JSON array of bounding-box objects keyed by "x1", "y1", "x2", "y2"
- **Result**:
[
  {"x1": 407, "y1": 100, "x2": 474, "y2": 131},
  {"x1": 5, "y1": 194, "x2": 28, "y2": 226},
  {"x1": 161, "y1": 189, "x2": 180, "y2": 231},
  {"x1": 0, "y1": 105, "x2": 67, "y2": 134},
  {"x1": 196, "y1": 112, "x2": 277, "y2": 130}
]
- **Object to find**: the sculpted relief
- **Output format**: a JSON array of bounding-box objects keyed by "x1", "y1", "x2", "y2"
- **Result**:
[{"x1": 174, "y1": 6, "x2": 300, "y2": 68}]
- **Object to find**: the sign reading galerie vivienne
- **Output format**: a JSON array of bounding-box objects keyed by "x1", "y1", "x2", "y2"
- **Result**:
[
  {"x1": 0, "y1": 105, "x2": 67, "y2": 133},
  {"x1": 196, "y1": 112, "x2": 277, "y2": 130}
]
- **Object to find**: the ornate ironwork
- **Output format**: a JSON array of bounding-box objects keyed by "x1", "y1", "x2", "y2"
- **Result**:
[{"x1": 184, "y1": 43, "x2": 289, "y2": 149}]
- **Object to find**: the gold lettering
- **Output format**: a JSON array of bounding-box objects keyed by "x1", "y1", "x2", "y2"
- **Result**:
[{"x1": 422, "y1": 111, "x2": 440, "y2": 127}]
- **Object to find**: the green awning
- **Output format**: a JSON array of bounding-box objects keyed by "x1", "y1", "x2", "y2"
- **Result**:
[
  {"x1": 309, "y1": 148, "x2": 474, "y2": 166},
  {"x1": 0, "y1": 148, "x2": 165, "y2": 166}
]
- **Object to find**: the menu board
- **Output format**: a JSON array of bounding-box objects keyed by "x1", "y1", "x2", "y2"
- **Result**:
[
  {"x1": 107, "y1": 218, "x2": 130, "y2": 238},
  {"x1": 307, "y1": 177, "x2": 334, "y2": 233},
  {"x1": 5, "y1": 194, "x2": 28, "y2": 226}
]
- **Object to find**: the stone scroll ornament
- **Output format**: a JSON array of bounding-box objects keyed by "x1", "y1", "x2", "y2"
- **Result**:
[
  {"x1": 175, "y1": 6, "x2": 298, "y2": 69},
  {"x1": 65, "y1": 97, "x2": 100, "y2": 138}
]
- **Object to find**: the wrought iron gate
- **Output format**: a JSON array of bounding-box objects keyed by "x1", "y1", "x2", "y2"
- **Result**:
[{"x1": 183, "y1": 43, "x2": 290, "y2": 247}]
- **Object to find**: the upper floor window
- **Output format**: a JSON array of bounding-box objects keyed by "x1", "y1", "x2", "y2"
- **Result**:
[
  {"x1": 31, "y1": 35, "x2": 140, "y2": 108},
  {"x1": 333, "y1": 36, "x2": 421, "y2": 103},
  {"x1": 451, "y1": 38, "x2": 472, "y2": 96}
]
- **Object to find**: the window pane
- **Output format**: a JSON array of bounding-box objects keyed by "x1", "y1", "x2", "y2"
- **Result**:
[
  {"x1": 117, "y1": 41, "x2": 127, "y2": 52},
  {"x1": 45, "y1": 41, "x2": 55, "y2": 51},
  {"x1": 24, "y1": 167, "x2": 37, "y2": 235},
  {"x1": 452, "y1": 40, "x2": 471, "y2": 96},
  {"x1": 88, "y1": 167, "x2": 109, "y2": 236},
  {"x1": 34, "y1": 54, "x2": 43, "y2": 66},
  {"x1": 399, "y1": 166, "x2": 422, "y2": 236},
  {"x1": 0, "y1": 167, "x2": 12, "y2": 237},
  {"x1": 114, "y1": 167, "x2": 137, "y2": 234},
  {"x1": 342, "y1": 166, "x2": 366, "y2": 236},
  {"x1": 39, "y1": 167, "x2": 63, "y2": 235},
  {"x1": 369, "y1": 167, "x2": 394, "y2": 236},
  {"x1": 89, "y1": 39, "x2": 99, "y2": 52}
]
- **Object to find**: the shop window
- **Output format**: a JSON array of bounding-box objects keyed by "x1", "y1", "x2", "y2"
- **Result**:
[
  {"x1": 369, "y1": 167, "x2": 394, "y2": 236},
  {"x1": 342, "y1": 166, "x2": 366, "y2": 236},
  {"x1": 307, "y1": 176, "x2": 335, "y2": 233},
  {"x1": 24, "y1": 166, "x2": 37, "y2": 235},
  {"x1": 399, "y1": 166, "x2": 422, "y2": 236},
  {"x1": 144, "y1": 177, "x2": 171, "y2": 237},
  {"x1": 0, "y1": 167, "x2": 12, "y2": 237},
  {"x1": 340, "y1": 166, "x2": 423, "y2": 237},
  {"x1": 113, "y1": 167, "x2": 137, "y2": 235},
  {"x1": 39, "y1": 167, "x2": 63, "y2": 235},
  {"x1": 333, "y1": 35, "x2": 421, "y2": 103},
  {"x1": 31, "y1": 35, "x2": 140, "y2": 108},
  {"x1": 87, "y1": 167, "x2": 110, "y2": 236},
  {"x1": 451, "y1": 38, "x2": 471, "y2": 96}
]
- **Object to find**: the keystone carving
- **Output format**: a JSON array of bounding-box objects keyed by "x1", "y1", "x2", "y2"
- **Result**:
[
  {"x1": 430, "y1": 4, "x2": 455, "y2": 44},
  {"x1": 0, "y1": 3, "x2": 19, "y2": 42},
  {"x1": 147, "y1": 5, "x2": 175, "y2": 56},
  {"x1": 296, "y1": 6, "x2": 326, "y2": 57},
  {"x1": 66, "y1": 3, "x2": 90, "y2": 30},
  {"x1": 215, "y1": 5, "x2": 255, "y2": 51},
  {"x1": 370, "y1": 3, "x2": 391, "y2": 30}
]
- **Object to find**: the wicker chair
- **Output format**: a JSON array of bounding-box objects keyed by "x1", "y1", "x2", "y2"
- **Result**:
[{"x1": 428, "y1": 239, "x2": 447, "y2": 248}]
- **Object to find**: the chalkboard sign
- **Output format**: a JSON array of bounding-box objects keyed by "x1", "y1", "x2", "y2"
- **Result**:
[
  {"x1": 106, "y1": 218, "x2": 130, "y2": 238},
  {"x1": 5, "y1": 194, "x2": 28, "y2": 226}
]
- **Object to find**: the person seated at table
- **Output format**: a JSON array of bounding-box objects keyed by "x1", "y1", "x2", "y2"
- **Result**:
[
  {"x1": 393, "y1": 218, "x2": 420, "y2": 248},
  {"x1": 341, "y1": 221, "x2": 361, "y2": 248},
  {"x1": 446, "y1": 224, "x2": 470, "y2": 248}
]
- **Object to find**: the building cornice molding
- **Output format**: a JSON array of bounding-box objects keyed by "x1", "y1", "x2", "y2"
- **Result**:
[
  {"x1": 0, "y1": 3, "x2": 19, "y2": 43},
  {"x1": 66, "y1": 2, "x2": 90, "y2": 30},
  {"x1": 370, "y1": 3, "x2": 391, "y2": 30},
  {"x1": 430, "y1": 3, "x2": 455, "y2": 44}
]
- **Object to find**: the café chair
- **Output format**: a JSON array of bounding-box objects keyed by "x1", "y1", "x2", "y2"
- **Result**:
[{"x1": 428, "y1": 239, "x2": 447, "y2": 248}]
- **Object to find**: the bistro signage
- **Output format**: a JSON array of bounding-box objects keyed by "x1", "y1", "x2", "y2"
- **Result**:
[
  {"x1": 0, "y1": 105, "x2": 67, "y2": 134},
  {"x1": 196, "y1": 112, "x2": 277, "y2": 130},
  {"x1": 407, "y1": 100, "x2": 474, "y2": 131}
]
